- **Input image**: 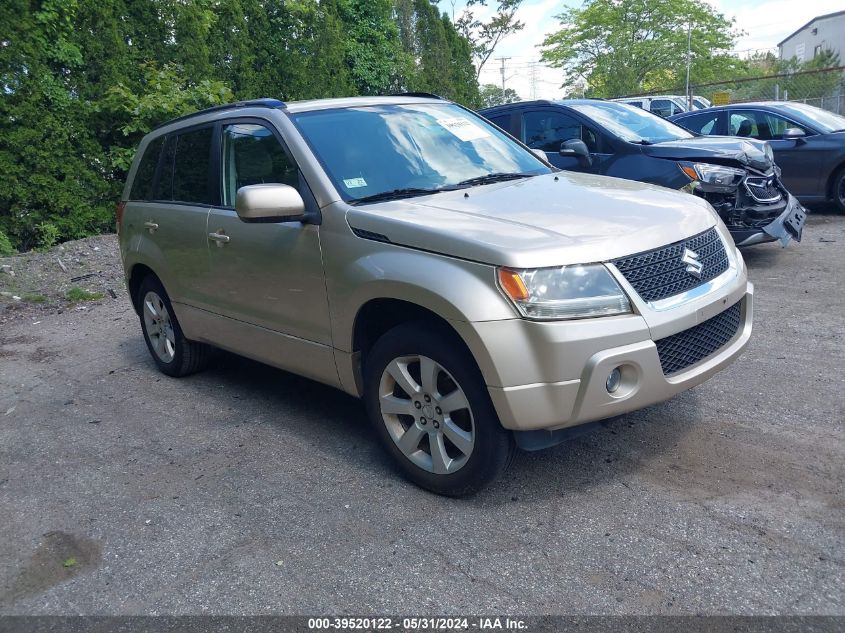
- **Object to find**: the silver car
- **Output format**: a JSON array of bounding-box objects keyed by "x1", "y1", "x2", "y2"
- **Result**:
[{"x1": 119, "y1": 95, "x2": 753, "y2": 496}]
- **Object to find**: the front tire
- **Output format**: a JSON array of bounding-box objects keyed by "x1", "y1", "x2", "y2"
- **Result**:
[
  {"x1": 364, "y1": 322, "x2": 514, "y2": 496},
  {"x1": 137, "y1": 276, "x2": 212, "y2": 377}
]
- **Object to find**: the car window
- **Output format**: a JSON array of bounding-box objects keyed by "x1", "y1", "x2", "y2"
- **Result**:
[
  {"x1": 130, "y1": 136, "x2": 164, "y2": 201},
  {"x1": 568, "y1": 101, "x2": 693, "y2": 144},
  {"x1": 730, "y1": 110, "x2": 808, "y2": 141},
  {"x1": 290, "y1": 103, "x2": 549, "y2": 202},
  {"x1": 486, "y1": 113, "x2": 511, "y2": 133},
  {"x1": 221, "y1": 123, "x2": 299, "y2": 207},
  {"x1": 650, "y1": 99, "x2": 675, "y2": 118},
  {"x1": 156, "y1": 126, "x2": 214, "y2": 205},
  {"x1": 523, "y1": 110, "x2": 599, "y2": 153},
  {"x1": 676, "y1": 111, "x2": 720, "y2": 135}
]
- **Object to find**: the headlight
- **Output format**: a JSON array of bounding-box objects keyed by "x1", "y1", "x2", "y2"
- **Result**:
[
  {"x1": 497, "y1": 265, "x2": 631, "y2": 320},
  {"x1": 678, "y1": 162, "x2": 744, "y2": 191}
]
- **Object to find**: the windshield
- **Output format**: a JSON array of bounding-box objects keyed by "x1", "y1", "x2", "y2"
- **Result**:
[
  {"x1": 568, "y1": 101, "x2": 695, "y2": 144},
  {"x1": 290, "y1": 103, "x2": 550, "y2": 202},
  {"x1": 774, "y1": 102, "x2": 845, "y2": 133}
]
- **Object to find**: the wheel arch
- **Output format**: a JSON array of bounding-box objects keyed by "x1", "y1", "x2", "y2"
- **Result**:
[
  {"x1": 826, "y1": 159, "x2": 845, "y2": 201},
  {"x1": 127, "y1": 263, "x2": 160, "y2": 315}
]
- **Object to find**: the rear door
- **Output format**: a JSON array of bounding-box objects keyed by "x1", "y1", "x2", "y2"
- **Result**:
[{"x1": 129, "y1": 125, "x2": 216, "y2": 310}]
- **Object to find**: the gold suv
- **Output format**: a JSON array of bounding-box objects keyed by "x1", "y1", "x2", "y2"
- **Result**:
[{"x1": 119, "y1": 95, "x2": 753, "y2": 496}]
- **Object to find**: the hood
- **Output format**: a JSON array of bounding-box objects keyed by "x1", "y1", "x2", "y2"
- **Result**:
[
  {"x1": 642, "y1": 136, "x2": 773, "y2": 172},
  {"x1": 345, "y1": 172, "x2": 718, "y2": 269}
]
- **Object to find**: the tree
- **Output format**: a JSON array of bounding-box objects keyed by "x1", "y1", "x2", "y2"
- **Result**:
[
  {"x1": 479, "y1": 83, "x2": 520, "y2": 108},
  {"x1": 455, "y1": 0, "x2": 525, "y2": 80},
  {"x1": 540, "y1": 0, "x2": 740, "y2": 98}
]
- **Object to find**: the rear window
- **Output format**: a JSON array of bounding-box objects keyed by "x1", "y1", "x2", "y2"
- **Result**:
[{"x1": 129, "y1": 136, "x2": 164, "y2": 200}]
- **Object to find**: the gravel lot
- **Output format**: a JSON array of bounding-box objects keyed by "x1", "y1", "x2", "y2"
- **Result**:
[{"x1": 0, "y1": 211, "x2": 843, "y2": 615}]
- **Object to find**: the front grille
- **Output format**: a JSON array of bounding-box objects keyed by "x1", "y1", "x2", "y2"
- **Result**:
[
  {"x1": 613, "y1": 228, "x2": 729, "y2": 303},
  {"x1": 655, "y1": 301, "x2": 742, "y2": 375},
  {"x1": 744, "y1": 175, "x2": 782, "y2": 203}
]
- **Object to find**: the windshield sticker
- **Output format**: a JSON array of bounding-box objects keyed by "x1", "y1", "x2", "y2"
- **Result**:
[
  {"x1": 343, "y1": 177, "x2": 368, "y2": 188},
  {"x1": 436, "y1": 117, "x2": 490, "y2": 142}
]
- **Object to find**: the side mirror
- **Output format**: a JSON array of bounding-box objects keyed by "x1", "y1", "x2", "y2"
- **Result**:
[
  {"x1": 783, "y1": 127, "x2": 806, "y2": 143},
  {"x1": 560, "y1": 139, "x2": 593, "y2": 167},
  {"x1": 235, "y1": 184, "x2": 306, "y2": 222}
]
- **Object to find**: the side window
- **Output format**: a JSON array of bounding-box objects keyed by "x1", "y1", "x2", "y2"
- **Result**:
[
  {"x1": 676, "y1": 112, "x2": 720, "y2": 135},
  {"x1": 763, "y1": 112, "x2": 808, "y2": 139},
  {"x1": 221, "y1": 123, "x2": 298, "y2": 207},
  {"x1": 650, "y1": 99, "x2": 673, "y2": 118},
  {"x1": 152, "y1": 136, "x2": 176, "y2": 201},
  {"x1": 129, "y1": 136, "x2": 164, "y2": 200},
  {"x1": 523, "y1": 111, "x2": 599, "y2": 153},
  {"x1": 487, "y1": 114, "x2": 511, "y2": 133},
  {"x1": 730, "y1": 112, "x2": 758, "y2": 137},
  {"x1": 171, "y1": 126, "x2": 214, "y2": 204}
]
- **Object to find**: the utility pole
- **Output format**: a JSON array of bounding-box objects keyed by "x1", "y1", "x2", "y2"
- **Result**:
[
  {"x1": 497, "y1": 57, "x2": 511, "y2": 102},
  {"x1": 685, "y1": 20, "x2": 692, "y2": 109},
  {"x1": 529, "y1": 62, "x2": 539, "y2": 100}
]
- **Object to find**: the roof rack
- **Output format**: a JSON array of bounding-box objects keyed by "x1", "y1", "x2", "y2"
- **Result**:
[
  {"x1": 153, "y1": 98, "x2": 286, "y2": 131},
  {"x1": 388, "y1": 92, "x2": 444, "y2": 100}
]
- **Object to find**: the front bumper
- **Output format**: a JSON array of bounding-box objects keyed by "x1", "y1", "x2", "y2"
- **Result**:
[
  {"x1": 452, "y1": 249, "x2": 753, "y2": 434},
  {"x1": 734, "y1": 195, "x2": 806, "y2": 247}
]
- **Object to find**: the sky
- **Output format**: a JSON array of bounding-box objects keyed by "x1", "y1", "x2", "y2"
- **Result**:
[{"x1": 449, "y1": 0, "x2": 845, "y2": 100}]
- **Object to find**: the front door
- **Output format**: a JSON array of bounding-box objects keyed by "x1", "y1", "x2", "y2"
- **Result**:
[
  {"x1": 520, "y1": 109, "x2": 609, "y2": 172},
  {"x1": 205, "y1": 121, "x2": 333, "y2": 350}
]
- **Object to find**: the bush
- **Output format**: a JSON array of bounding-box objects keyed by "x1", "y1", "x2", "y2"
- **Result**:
[
  {"x1": 37, "y1": 222, "x2": 60, "y2": 250},
  {"x1": 0, "y1": 230, "x2": 14, "y2": 256}
]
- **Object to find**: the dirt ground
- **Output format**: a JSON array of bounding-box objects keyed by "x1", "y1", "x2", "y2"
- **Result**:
[{"x1": 0, "y1": 211, "x2": 842, "y2": 615}]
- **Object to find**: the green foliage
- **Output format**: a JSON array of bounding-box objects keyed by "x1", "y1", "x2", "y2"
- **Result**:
[
  {"x1": 65, "y1": 287, "x2": 104, "y2": 302},
  {"x1": 541, "y1": 0, "x2": 740, "y2": 97},
  {"x1": 22, "y1": 293, "x2": 47, "y2": 304},
  {"x1": 36, "y1": 222, "x2": 60, "y2": 251},
  {"x1": 456, "y1": 0, "x2": 525, "y2": 79},
  {"x1": 0, "y1": 231, "x2": 14, "y2": 256},
  {"x1": 0, "y1": 0, "x2": 480, "y2": 252},
  {"x1": 479, "y1": 84, "x2": 521, "y2": 108}
]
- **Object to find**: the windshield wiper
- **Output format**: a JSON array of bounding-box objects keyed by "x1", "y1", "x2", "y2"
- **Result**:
[
  {"x1": 631, "y1": 139, "x2": 653, "y2": 145},
  {"x1": 350, "y1": 187, "x2": 447, "y2": 204},
  {"x1": 452, "y1": 172, "x2": 534, "y2": 188}
]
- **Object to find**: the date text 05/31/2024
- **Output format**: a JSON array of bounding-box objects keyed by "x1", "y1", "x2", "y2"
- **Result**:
[{"x1": 307, "y1": 617, "x2": 528, "y2": 631}]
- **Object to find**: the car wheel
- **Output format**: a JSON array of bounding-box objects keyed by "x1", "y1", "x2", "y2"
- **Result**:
[
  {"x1": 364, "y1": 322, "x2": 515, "y2": 496},
  {"x1": 137, "y1": 276, "x2": 212, "y2": 377},
  {"x1": 833, "y1": 167, "x2": 845, "y2": 213}
]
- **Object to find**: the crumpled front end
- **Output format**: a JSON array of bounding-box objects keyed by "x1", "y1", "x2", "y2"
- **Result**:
[{"x1": 693, "y1": 167, "x2": 807, "y2": 246}]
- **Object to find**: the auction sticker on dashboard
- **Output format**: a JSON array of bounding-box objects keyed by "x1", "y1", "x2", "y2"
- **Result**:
[
  {"x1": 436, "y1": 117, "x2": 489, "y2": 142},
  {"x1": 343, "y1": 177, "x2": 368, "y2": 188}
]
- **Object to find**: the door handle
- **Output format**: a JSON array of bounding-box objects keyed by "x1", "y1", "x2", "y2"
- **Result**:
[
  {"x1": 144, "y1": 221, "x2": 159, "y2": 233},
  {"x1": 208, "y1": 231, "x2": 230, "y2": 246}
]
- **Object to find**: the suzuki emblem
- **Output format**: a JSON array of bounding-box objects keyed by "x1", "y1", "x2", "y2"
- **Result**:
[{"x1": 681, "y1": 248, "x2": 704, "y2": 278}]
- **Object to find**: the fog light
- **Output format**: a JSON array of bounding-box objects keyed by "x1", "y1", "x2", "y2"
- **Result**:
[{"x1": 606, "y1": 367, "x2": 622, "y2": 393}]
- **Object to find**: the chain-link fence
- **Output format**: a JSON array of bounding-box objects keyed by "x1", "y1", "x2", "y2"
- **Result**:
[{"x1": 617, "y1": 66, "x2": 845, "y2": 114}]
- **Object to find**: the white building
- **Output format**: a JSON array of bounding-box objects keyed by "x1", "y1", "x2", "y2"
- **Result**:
[{"x1": 778, "y1": 10, "x2": 845, "y2": 62}]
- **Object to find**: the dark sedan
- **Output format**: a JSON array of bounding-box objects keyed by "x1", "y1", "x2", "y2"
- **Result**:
[
  {"x1": 670, "y1": 102, "x2": 845, "y2": 211},
  {"x1": 480, "y1": 99, "x2": 805, "y2": 246}
]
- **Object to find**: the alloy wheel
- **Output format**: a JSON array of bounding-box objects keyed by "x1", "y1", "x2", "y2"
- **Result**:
[
  {"x1": 142, "y1": 291, "x2": 176, "y2": 363},
  {"x1": 378, "y1": 355, "x2": 475, "y2": 474}
]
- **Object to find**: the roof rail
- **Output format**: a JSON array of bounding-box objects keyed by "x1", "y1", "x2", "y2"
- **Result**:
[
  {"x1": 388, "y1": 92, "x2": 444, "y2": 100},
  {"x1": 152, "y1": 98, "x2": 286, "y2": 131}
]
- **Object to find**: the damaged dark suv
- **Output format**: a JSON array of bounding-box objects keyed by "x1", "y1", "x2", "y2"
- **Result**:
[{"x1": 480, "y1": 99, "x2": 806, "y2": 246}]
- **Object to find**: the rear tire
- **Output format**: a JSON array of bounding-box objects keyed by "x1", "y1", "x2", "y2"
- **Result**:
[
  {"x1": 363, "y1": 322, "x2": 514, "y2": 496},
  {"x1": 832, "y1": 166, "x2": 845, "y2": 213},
  {"x1": 136, "y1": 276, "x2": 212, "y2": 377}
]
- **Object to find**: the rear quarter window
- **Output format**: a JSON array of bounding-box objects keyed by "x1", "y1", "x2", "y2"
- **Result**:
[
  {"x1": 677, "y1": 112, "x2": 720, "y2": 135},
  {"x1": 129, "y1": 136, "x2": 164, "y2": 201}
]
